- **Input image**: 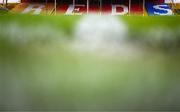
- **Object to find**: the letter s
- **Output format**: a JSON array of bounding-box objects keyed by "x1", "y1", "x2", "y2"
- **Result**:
[{"x1": 153, "y1": 4, "x2": 173, "y2": 15}]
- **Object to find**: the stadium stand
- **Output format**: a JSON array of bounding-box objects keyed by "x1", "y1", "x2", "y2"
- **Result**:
[{"x1": 1, "y1": 0, "x2": 180, "y2": 15}]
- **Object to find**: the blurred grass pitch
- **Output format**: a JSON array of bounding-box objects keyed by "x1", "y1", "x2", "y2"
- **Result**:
[{"x1": 0, "y1": 14, "x2": 180, "y2": 111}]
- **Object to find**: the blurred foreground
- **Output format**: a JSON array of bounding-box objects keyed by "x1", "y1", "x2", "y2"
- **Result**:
[{"x1": 0, "y1": 15, "x2": 180, "y2": 111}]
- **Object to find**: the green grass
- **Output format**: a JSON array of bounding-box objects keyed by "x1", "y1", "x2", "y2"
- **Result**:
[
  {"x1": 1, "y1": 14, "x2": 180, "y2": 33},
  {"x1": 0, "y1": 14, "x2": 180, "y2": 111}
]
